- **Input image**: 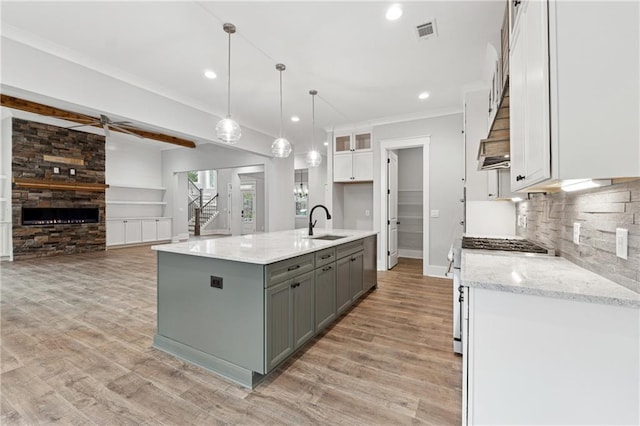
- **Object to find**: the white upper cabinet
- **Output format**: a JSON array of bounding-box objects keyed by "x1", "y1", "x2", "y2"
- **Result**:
[
  {"x1": 509, "y1": 0, "x2": 640, "y2": 191},
  {"x1": 333, "y1": 131, "x2": 373, "y2": 182}
]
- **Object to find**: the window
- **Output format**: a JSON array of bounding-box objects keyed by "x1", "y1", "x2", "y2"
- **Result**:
[{"x1": 294, "y1": 169, "x2": 309, "y2": 216}]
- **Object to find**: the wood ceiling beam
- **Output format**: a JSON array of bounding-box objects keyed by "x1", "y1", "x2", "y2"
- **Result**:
[{"x1": 1, "y1": 94, "x2": 196, "y2": 149}]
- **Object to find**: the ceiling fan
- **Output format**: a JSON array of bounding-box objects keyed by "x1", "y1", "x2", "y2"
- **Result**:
[{"x1": 67, "y1": 114, "x2": 143, "y2": 139}]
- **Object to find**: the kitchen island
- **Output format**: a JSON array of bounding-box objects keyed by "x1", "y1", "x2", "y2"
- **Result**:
[
  {"x1": 460, "y1": 251, "x2": 640, "y2": 425},
  {"x1": 152, "y1": 229, "x2": 377, "y2": 388}
]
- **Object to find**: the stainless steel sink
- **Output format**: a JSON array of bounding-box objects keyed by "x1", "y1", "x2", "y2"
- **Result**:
[{"x1": 310, "y1": 235, "x2": 347, "y2": 241}]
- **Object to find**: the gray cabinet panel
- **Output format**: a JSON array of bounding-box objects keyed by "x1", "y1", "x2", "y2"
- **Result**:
[
  {"x1": 315, "y1": 263, "x2": 337, "y2": 332},
  {"x1": 337, "y1": 239, "x2": 364, "y2": 259},
  {"x1": 336, "y1": 256, "x2": 352, "y2": 315},
  {"x1": 265, "y1": 254, "x2": 314, "y2": 288},
  {"x1": 314, "y1": 247, "x2": 336, "y2": 268},
  {"x1": 157, "y1": 252, "x2": 265, "y2": 373},
  {"x1": 363, "y1": 235, "x2": 377, "y2": 292},
  {"x1": 349, "y1": 251, "x2": 364, "y2": 301},
  {"x1": 293, "y1": 271, "x2": 315, "y2": 349},
  {"x1": 266, "y1": 280, "x2": 293, "y2": 372}
]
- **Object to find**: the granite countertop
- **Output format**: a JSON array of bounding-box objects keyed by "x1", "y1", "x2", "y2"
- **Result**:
[
  {"x1": 461, "y1": 251, "x2": 640, "y2": 308},
  {"x1": 152, "y1": 228, "x2": 377, "y2": 265}
]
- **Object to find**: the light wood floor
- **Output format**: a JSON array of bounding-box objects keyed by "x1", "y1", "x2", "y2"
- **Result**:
[{"x1": 1, "y1": 248, "x2": 461, "y2": 425}]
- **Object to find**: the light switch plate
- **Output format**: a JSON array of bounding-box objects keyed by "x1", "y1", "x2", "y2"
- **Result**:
[
  {"x1": 573, "y1": 223, "x2": 581, "y2": 245},
  {"x1": 616, "y1": 228, "x2": 628, "y2": 260},
  {"x1": 430, "y1": 210, "x2": 440, "y2": 218},
  {"x1": 517, "y1": 215, "x2": 527, "y2": 228}
]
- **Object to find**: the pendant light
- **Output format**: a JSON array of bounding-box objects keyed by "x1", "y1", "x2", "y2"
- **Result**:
[
  {"x1": 306, "y1": 90, "x2": 322, "y2": 167},
  {"x1": 271, "y1": 63, "x2": 292, "y2": 158},
  {"x1": 215, "y1": 23, "x2": 241, "y2": 144}
]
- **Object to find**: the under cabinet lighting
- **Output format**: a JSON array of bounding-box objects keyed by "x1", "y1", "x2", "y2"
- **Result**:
[{"x1": 561, "y1": 179, "x2": 612, "y2": 192}]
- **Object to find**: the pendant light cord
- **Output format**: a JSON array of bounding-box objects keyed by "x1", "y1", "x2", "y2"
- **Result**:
[
  {"x1": 279, "y1": 70, "x2": 284, "y2": 137},
  {"x1": 311, "y1": 92, "x2": 316, "y2": 150},
  {"x1": 226, "y1": 31, "x2": 232, "y2": 118}
]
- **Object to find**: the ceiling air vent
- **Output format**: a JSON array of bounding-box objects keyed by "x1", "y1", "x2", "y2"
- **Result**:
[{"x1": 416, "y1": 20, "x2": 437, "y2": 40}]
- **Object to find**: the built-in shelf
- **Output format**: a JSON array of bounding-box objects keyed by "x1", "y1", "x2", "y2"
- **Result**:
[
  {"x1": 107, "y1": 201, "x2": 167, "y2": 205},
  {"x1": 398, "y1": 215, "x2": 422, "y2": 220},
  {"x1": 107, "y1": 184, "x2": 166, "y2": 191},
  {"x1": 398, "y1": 202, "x2": 422, "y2": 206},
  {"x1": 0, "y1": 198, "x2": 8, "y2": 202}
]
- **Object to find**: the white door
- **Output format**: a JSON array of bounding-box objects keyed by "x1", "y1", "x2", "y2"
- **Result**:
[
  {"x1": 387, "y1": 151, "x2": 398, "y2": 269},
  {"x1": 241, "y1": 182, "x2": 256, "y2": 235}
]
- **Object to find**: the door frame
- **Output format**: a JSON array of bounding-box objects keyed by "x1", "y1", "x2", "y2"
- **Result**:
[
  {"x1": 378, "y1": 136, "x2": 430, "y2": 276},
  {"x1": 387, "y1": 150, "x2": 399, "y2": 269}
]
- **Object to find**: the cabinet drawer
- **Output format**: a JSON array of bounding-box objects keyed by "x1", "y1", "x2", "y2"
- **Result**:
[
  {"x1": 336, "y1": 239, "x2": 364, "y2": 259},
  {"x1": 265, "y1": 254, "x2": 314, "y2": 288},
  {"x1": 314, "y1": 247, "x2": 336, "y2": 268}
]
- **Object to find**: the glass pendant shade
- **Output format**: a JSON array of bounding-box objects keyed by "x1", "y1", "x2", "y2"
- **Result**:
[
  {"x1": 272, "y1": 137, "x2": 292, "y2": 158},
  {"x1": 216, "y1": 23, "x2": 241, "y2": 144},
  {"x1": 305, "y1": 149, "x2": 322, "y2": 167},
  {"x1": 216, "y1": 117, "x2": 241, "y2": 144},
  {"x1": 272, "y1": 63, "x2": 291, "y2": 158}
]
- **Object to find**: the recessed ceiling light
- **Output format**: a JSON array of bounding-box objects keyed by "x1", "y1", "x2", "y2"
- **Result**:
[
  {"x1": 290, "y1": 116, "x2": 300, "y2": 122},
  {"x1": 323, "y1": 141, "x2": 329, "y2": 146},
  {"x1": 418, "y1": 91, "x2": 430, "y2": 100},
  {"x1": 386, "y1": 4, "x2": 403, "y2": 21},
  {"x1": 204, "y1": 70, "x2": 217, "y2": 79}
]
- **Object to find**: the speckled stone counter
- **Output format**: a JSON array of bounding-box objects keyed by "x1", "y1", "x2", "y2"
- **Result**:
[
  {"x1": 152, "y1": 228, "x2": 377, "y2": 264},
  {"x1": 461, "y1": 251, "x2": 640, "y2": 308}
]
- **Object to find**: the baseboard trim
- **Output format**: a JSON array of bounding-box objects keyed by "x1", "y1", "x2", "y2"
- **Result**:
[
  {"x1": 426, "y1": 265, "x2": 449, "y2": 278},
  {"x1": 398, "y1": 249, "x2": 423, "y2": 259}
]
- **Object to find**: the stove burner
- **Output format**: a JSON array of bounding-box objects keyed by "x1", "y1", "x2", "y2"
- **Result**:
[{"x1": 462, "y1": 237, "x2": 550, "y2": 254}]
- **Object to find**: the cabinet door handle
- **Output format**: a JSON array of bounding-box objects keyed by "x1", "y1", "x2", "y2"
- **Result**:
[
  {"x1": 291, "y1": 283, "x2": 300, "y2": 288},
  {"x1": 320, "y1": 254, "x2": 332, "y2": 259},
  {"x1": 516, "y1": 174, "x2": 526, "y2": 182},
  {"x1": 351, "y1": 257, "x2": 357, "y2": 262},
  {"x1": 287, "y1": 265, "x2": 300, "y2": 271},
  {"x1": 514, "y1": 0, "x2": 521, "y2": 6},
  {"x1": 322, "y1": 266, "x2": 333, "y2": 271}
]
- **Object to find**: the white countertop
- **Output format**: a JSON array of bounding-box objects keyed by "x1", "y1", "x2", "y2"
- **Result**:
[
  {"x1": 152, "y1": 228, "x2": 378, "y2": 265},
  {"x1": 461, "y1": 251, "x2": 640, "y2": 308}
]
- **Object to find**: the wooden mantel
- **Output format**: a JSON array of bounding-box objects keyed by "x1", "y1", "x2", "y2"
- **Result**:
[
  {"x1": 1, "y1": 94, "x2": 196, "y2": 149},
  {"x1": 13, "y1": 177, "x2": 109, "y2": 192}
]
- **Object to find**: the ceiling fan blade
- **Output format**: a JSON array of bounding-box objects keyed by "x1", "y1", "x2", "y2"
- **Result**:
[
  {"x1": 66, "y1": 120, "x2": 100, "y2": 129},
  {"x1": 110, "y1": 124, "x2": 144, "y2": 139}
]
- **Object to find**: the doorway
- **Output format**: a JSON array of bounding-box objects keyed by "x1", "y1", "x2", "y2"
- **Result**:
[
  {"x1": 241, "y1": 181, "x2": 256, "y2": 235},
  {"x1": 378, "y1": 137, "x2": 430, "y2": 276}
]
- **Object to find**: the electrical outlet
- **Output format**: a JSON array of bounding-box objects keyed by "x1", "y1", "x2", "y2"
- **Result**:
[
  {"x1": 430, "y1": 210, "x2": 440, "y2": 218},
  {"x1": 616, "y1": 228, "x2": 628, "y2": 260},
  {"x1": 573, "y1": 223, "x2": 581, "y2": 245},
  {"x1": 365, "y1": 209, "x2": 370, "y2": 217},
  {"x1": 517, "y1": 215, "x2": 527, "y2": 228}
]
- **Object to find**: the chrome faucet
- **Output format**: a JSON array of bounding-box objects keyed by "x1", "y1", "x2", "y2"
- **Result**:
[{"x1": 308, "y1": 204, "x2": 332, "y2": 236}]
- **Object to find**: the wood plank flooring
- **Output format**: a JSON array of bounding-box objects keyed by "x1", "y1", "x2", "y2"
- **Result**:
[{"x1": 1, "y1": 248, "x2": 461, "y2": 425}]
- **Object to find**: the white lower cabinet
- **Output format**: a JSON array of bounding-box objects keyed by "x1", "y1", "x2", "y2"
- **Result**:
[
  {"x1": 464, "y1": 287, "x2": 639, "y2": 425},
  {"x1": 107, "y1": 218, "x2": 171, "y2": 246}
]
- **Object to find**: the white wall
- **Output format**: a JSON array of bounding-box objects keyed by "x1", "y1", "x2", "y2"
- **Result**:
[
  {"x1": 464, "y1": 89, "x2": 491, "y2": 201},
  {"x1": 342, "y1": 183, "x2": 373, "y2": 230},
  {"x1": 373, "y1": 113, "x2": 464, "y2": 274},
  {"x1": 397, "y1": 147, "x2": 423, "y2": 190},
  {"x1": 105, "y1": 135, "x2": 163, "y2": 187}
]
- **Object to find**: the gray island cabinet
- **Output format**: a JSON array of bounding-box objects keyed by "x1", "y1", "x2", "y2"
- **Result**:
[{"x1": 152, "y1": 229, "x2": 377, "y2": 388}]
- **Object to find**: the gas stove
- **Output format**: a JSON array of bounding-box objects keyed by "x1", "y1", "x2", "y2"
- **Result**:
[{"x1": 461, "y1": 236, "x2": 554, "y2": 255}]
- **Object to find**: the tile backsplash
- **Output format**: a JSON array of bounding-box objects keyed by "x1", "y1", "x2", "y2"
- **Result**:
[{"x1": 516, "y1": 179, "x2": 640, "y2": 293}]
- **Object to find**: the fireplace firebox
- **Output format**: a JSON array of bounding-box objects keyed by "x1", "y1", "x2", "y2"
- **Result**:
[{"x1": 22, "y1": 207, "x2": 100, "y2": 226}]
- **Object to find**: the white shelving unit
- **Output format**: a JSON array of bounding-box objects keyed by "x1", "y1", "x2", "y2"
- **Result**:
[
  {"x1": 397, "y1": 190, "x2": 423, "y2": 258},
  {"x1": 105, "y1": 184, "x2": 171, "y2": 247}
]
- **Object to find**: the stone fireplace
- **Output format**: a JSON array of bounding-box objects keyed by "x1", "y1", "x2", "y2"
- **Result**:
[{"x1": 11, "y1": 118, "x2": 106, "y2": 260}]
